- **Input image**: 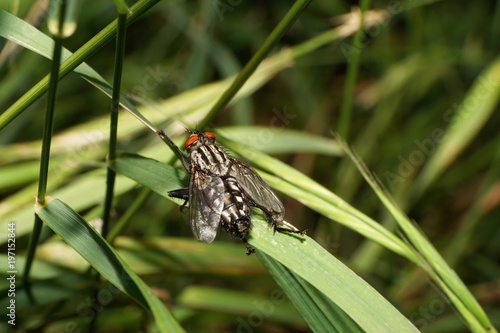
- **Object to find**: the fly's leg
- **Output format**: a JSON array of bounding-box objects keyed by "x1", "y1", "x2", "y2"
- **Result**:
[
  {"x1": 168, "y1": 188, "x2": 189, "y2": 213},
  {"x1": 243, "y1": 239, "x2": 255, "y2": 255},
  {"x1": 278, "y1": 220, "x2": 307, "y2": 236},
  {"x1": 255, "y1": 204, "x2": 306, "y2": 236},
  {"x1": 156, "y1": 130, "x2": 191, "y2": 173}
]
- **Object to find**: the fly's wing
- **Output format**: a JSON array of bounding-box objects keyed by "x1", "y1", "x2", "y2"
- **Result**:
[
  {"x1": 228, "y1": 160, "x2": 285, "y2": 222},
  {"x1": 189, "y1": 171, "x2": 225, "y2": 243}
]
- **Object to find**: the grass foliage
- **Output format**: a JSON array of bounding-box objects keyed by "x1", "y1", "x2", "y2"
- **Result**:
[{"x1": 0, "y1": 0, "x2": 499, "y2": 332}]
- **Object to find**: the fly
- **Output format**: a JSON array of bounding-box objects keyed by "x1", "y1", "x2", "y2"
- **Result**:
[{"x1": 156, "y1": 128, "x2": 305, "y2": 254}]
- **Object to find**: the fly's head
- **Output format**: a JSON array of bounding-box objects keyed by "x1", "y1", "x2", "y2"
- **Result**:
[{"x1": 184, "y1": 130, "x2": 216, "y2": 153}]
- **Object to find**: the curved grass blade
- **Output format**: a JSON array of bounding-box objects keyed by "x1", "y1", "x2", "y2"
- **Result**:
[
  {"x1": 0, "y1": 1, "x2": 158, "y2": 130},
  {"x1": 250, "y1": 217, "x2": 418, "y2": 333},
  {"x1": 413, "y1": 57, "x2": 500, "y2": 199},
  {"x1": 337, "y1": 136, "x2": 495, "y2": 332},
  {"x1": 35, "y1": 197, "x2": 184, "y2": 333},
  {"x1": 258, "y1": 251, "x2": 362, "y2": 333},
  {"x1": 109, "y1": 152, "x2": 417, "y2": 332},
  {"x1": 109, "y1": 152, "x2": 187, "y2": 202},
  {"x1": 215, "y1": 126, "x2": 343, "y2": 155},
  {"x1": 219, "y1": 138, "x2": 419, "y2": 262}
]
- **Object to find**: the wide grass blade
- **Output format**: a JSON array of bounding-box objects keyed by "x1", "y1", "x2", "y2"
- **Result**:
[
  {"x1": 219, "y1": 138, "x2": 419, "y2": 262},
  {"x1": 215, "y1": 126, "x2": 343, "y2": 155},
  {"x1": 250, "y1": 217, "x2": 418, "y2": 332},
  {"x1": 258, "y1": 251, "x2": 362, "y2": 333},
  {"x1": 110, "y1": 152, "x2": 418, "y2": 332},
  {"x1": 35, "y1": 197, "x2": 184, "y2": 333},
  {"x1": 109, "y1": 152, "x2": 187, "y2": 202},
  {"x1": 109, "y1": 149, "x2": 417, "y2": 263}
]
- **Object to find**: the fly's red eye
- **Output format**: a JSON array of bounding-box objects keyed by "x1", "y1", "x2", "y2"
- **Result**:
[
  {"x1": 203, "y1": 132, "x2": 215, "y2": 139},
  {"x1": 184, "y1": 135, "x2": 198, "y2": 149}
]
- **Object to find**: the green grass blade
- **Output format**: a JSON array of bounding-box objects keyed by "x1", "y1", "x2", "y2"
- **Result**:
[
  {"x1": 0, "y1": 0, "x2": 158, "y2": 130},
  {"x1": 258, "y1": 251, "x2": 363, "y2": 333},
  {"x1": 102, "y1": 11, "x2": 128, "y2": 241},
  {"x1": 218, "y1": 138, "x2": 419, "y2": 262},
  {"x1": 110, "y1": 152, "x2": 417, "y2": 332},
  {"x1": 112, "y1": 0, "x2": 130, "y2": 14},
  {"x1": 35, "y1": 197, "x2": 184, "y2": 333},
  {"x1": 110, "y1": 149, "x2": 417, "y2": 262},
  {"x1": 199, "y1": 0, "x2": 312, "y2": 128},
  {"x1": 177, "y1": 285, "x2": 306, "y2": 327},
  {"x1": 250, "y1": 217, "x2": 418, "y2": 332},
  {"x1": 109, "y1": 152, "x2": 187, "y2": 201},
  {"x1": 25, "y1": 0, "x2": 69, "y2": 302},
  {"x1": 215, "y1": 126, "x2": 343, "y2": 155},
  {"x1": 337, "y1": 137, "x2": 495, "y2": 332},
  {"x1": 413, "y1": 57, "x2": 500, "y2": 199}
]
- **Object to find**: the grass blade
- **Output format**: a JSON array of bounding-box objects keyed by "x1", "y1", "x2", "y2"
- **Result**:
[
  {"x1": 413, "y1": 57, "x2": 500, "y2": 199},
  {"x1": 250, "y1": 217, "x2": 418, "y2": 332},
  {"x1": 337, "y1": 136, "x2": 495, "y2": 332},
  {"x1": 258, "y1": 251, "x2": 362, "y2": 333},
  {"x1": 109, "y1": 152, "x2": 187, "y2": 201},
  {"x1": 215, "y1": 126, "x2": 343, "y2": 155},
  {"x1": 0, "y1": 0, "x2": 159, "y2": 130},
  {"x1": 199, "y1": 0, "x2": 312, "y2": 128},
  {"x1": 35, "y1": 197, "x2": 184, "y2": 333},
  {"x1": 110, "y1": 152, "x2": 418, "y2": 332}
]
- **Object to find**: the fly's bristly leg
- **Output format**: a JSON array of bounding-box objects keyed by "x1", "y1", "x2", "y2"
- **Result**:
[
  {"x1": 255, "y1": 204, "x2": 306, "y2": 236},
  {"x1": 275, "y1": 227, "x2": 307, "y2": 236},
  {"x1": 244, "y1": 240, "x2": 255, "y2": 255},
  {"x1": 156, "y1": 129, "x2": 191, "y2": 172},
  {"x1": 168, "y1": 188, "x2": 189, "y2": 212}
]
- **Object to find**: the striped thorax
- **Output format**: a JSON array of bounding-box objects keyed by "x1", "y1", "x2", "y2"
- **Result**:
[{"x1": 185, "y1": 131, "x2": 231, "y2": 176}]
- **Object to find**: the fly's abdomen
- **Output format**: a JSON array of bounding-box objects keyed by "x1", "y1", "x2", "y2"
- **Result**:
[{"x1": 220, "y1": 178, "x2": 251, "y2": 239}]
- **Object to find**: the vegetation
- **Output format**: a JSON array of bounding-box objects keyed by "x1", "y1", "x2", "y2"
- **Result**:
[{"x1": 0, "y1": 0, "x2": 498, "y2": 332}]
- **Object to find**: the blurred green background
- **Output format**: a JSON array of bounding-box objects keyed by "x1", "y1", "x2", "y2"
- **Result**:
[{"x1": 0, "y1": 0, "x2": 499, "y2": 332}]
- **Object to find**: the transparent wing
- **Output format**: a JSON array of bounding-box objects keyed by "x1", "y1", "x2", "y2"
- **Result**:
[
  {"x1": 189, "y1": 171, "x2": 224, "y2": 243},
  {"x1": 228, "y1": 160, "x2": 285, "y2": 221}
]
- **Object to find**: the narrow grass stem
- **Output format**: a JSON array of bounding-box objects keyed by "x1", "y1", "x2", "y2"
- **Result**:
[
  {"x1": 0, "y1": 0, "x2": 160, "y2": 130},
  {"x1": 91, "y1": 13, "x2": 128, "y2": 330},
  {"x1": 198, "y1": 0, "x2": 311, "y2": 129},
  {"x1": 37, "y1": 38, "x2": 65, "y2": 201},
  {"x1": 108, "y1": 187, "x2": 152, "y2": 244},
  {"x1": 26, "y1": 0, "x2": 68, "y2": 304},
  {"x1": 337, "y1": 0, "x2": 371, "y2": 139},
  {"x1": 102, "y1": 13, "x2": 128, "y2": 240},
  {"x1": 22, "y1": 214, "x2": 44, "y2": 303}
]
